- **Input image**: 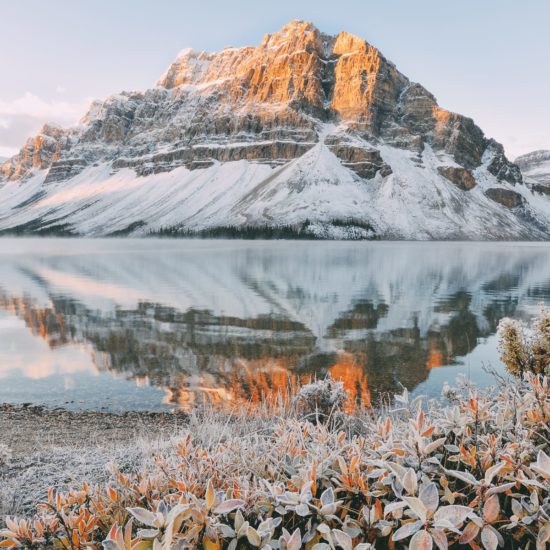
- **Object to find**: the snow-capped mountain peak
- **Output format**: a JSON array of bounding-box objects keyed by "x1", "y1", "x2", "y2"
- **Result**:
[{"x1": 0, "y1": 21, "x2": 549, "y2": 239}]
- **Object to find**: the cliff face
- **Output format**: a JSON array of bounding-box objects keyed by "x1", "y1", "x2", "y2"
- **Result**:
[
  {"x1": 516, "y1": 150, "x2": 550, "y2": 196},
  {"x1": 1, "y1": 124, "x2": 73, "y2": 180},
  {"x1": 0, "y1": 20, "x2": 548, "y2": 239}
]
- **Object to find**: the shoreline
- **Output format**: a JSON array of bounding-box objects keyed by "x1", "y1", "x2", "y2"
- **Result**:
[
  {"x1": 0, "y1": 403, "x2": 187, "y2": 458},
  {"x1": 0, "y1": 404, "x2": 188, "y2": 516}
]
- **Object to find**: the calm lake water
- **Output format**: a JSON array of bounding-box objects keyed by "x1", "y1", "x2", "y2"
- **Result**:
[{"x1": 0, "y1": 238, "x2": 548, "y2": 411}]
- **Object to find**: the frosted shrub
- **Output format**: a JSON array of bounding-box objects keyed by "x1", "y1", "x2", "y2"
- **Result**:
[
  {"x1": 498, "y1": 309, "x2": 550, "y2": 376},
  {"x1": 292, "y1": 377, "x2": 347, "y2": 420},
  {"x1": 1, "y1": 375, "x2": 549, "y2": 549}
]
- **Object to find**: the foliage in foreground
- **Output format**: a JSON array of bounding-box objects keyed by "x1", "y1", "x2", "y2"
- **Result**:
[
  {"x1": 498, "y1": 308, "x2": 550, "y2": 377},
  {"x1": 0, "y1": 372, "x2": 549, "y2": 550}
]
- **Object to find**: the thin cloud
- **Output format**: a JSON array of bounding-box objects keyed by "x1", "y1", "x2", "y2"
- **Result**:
[
  {"x1": 0, "y1": 92, "x2": 92, "y2": 159},
  {"x1": 0, "y1": 146, "x2": 18, "y2": 158},
  {"x1": 0, "y1": 92, "x2": 88, "y2": 122}
]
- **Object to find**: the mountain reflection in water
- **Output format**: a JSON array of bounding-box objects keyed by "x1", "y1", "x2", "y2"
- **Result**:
[{"x1": 0, "y1": 239, "x2": 548, "y2": 411}]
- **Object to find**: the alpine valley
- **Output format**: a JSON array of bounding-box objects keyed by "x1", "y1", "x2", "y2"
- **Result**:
[{"x1": 1, "y1": 20, "x2": 550, "y2": 239}]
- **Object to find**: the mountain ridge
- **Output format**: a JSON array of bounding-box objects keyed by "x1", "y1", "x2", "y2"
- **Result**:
[
  {"x1": 1, "y1": 20, "x2": 549, "y2": 239},
  {"x1": 515, "y1": 150, "x2": 550, "y2": 197}
]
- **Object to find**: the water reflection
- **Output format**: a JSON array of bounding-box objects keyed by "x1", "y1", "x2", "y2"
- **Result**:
[{"x1": 0, "y1": 239, "x2": 548, "y2": 410}]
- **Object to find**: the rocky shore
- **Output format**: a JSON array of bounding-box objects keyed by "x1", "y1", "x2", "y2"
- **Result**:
[{"x1": 0, "y1": 404, "x2": 188, "y2": 516}]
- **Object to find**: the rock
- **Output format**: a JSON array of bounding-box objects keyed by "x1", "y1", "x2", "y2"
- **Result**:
[
  {"x1": 438, "y1": 166, "x2": 476, "y2": 190},
  {"x1": 516, "y1": 150, "x2": 550, "y2": 194},
  {"x1": 45, "y1": 158, "x2": 88, "y2": 183},
  {"x1": 326, "y1": 137, "x2": 391, "y2": 179},
  {"x1": 485, "y1": 140, "x2": 522, "y2": 184},
  {"x1": 485, "y1": 188, "x2": 525, "y2": 208},
  {"x1": 531, "y1": 184, "x2": 550, "y2": 196},
  {"x1": 2, "y1": 124, "x2": 72, "y2": 181}
]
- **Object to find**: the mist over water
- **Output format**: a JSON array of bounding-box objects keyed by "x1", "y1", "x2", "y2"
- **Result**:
[{"x1": 0, "y1": 238, "x2": 548, "y2": 411}]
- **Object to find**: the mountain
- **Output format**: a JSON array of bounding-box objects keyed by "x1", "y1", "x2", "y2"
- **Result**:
[
  {"x1": 1, "y1": 20, "x2": 549, "y2": 239},
  {"x1": 516, "y1": 150, "x2": 550, "y2": 196}
]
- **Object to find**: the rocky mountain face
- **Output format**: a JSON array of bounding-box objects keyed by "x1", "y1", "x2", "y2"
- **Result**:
[
  {"x1": 0, "y1": 20, "x2": 549, "y2": 239},
  {"x1": 516, "y1": 150, "x2": 550, "y2": 196}
]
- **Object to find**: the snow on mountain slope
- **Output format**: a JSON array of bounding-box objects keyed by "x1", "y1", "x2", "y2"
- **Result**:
[
  {"x1": 516, "y1": 150, "x2": 550, "y2": 196},
  {"x1": 0, "y1": 20, "x2": 549, "y2": 239}
]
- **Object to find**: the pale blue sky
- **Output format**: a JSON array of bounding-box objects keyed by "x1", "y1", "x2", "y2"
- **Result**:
[{"x1": 0, "y1": 0, "x2": 548, "y2": 159}]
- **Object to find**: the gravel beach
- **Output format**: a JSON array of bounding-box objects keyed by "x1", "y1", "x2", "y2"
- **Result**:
[{"x1": 0, "y1": 404, "x2": 188, "y2": 517}]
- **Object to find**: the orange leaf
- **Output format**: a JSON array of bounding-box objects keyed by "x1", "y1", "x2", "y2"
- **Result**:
[
  {"x1": 422, "y1": 426, "x2": 435, "y2": 437},
  {"x1": 205, "y1": 480, "x2": 216, "y2": 510},
  {"x1": 483, "y1": 495, "x2": 500, "y2": 523}
]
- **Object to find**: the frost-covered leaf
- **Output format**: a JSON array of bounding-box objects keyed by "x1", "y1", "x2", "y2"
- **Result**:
[
  {"x1": 136, "y1": 529, "x2": 160, "y2": 539},
  {"x1": 434, "y1": 505, "x2": 472, "y2": 528},
  {"x1": 234, "y1": 510, "x2": 245, "y2": 532},
  {"x1": 205, "y1": 480, "x2": 216, "y2": 510},
  {"x1": 430, "y1": 529, "x2": 448, "y2": 550},
  {"x1": 538, "y1": 523, "x2": 550, "y2": 550},
  {"x1": 444, "y1": 469, "x2": 480, "y2": 486},
  {"x1": 409, "y1": 530, "x2": 433, "y2": 550},
  {"x1": 316, "y1": 523, "x2": 331, "y2": 535},
  {"x1": 487, "y1": 483, "x2": 515, "y2": 495},
  {"x1": 384, "y1": 501, "x2": 407, "y2": 516},
  {"x1": 333, "y1": 529, "x2": 352, "y2": 550},
  {"x1": 403, "y1": 468, "x2": 418, "y2": 494},
  {"x1": 295, "y1": 503, "x2": 310, "y2": 517},
  {"x1": 402, "y1": 497, "x2": 428, "y2": 521},
  {"x1": 481, "y1": 525, "x2": 498, "y2": 550},
  {"x1": 286, "y1": 529, "x2": 302, "y2": 550},
  {"x1": 459, "y1": 521, "x2": 480, "y2": 544},
  {"x1": 483, "y1": 495, "x2": 500, "y2": 523},
  {"x1": 392, "y1": 520, "x2": 423, "y2": 541},
  {"x1": 484, "y1": 462, "x2": 505, "y2": 484},
  {"x1": 213, "y1": 499, "x2": 245, "y2": 515},
  {"x1": 246, "y1": 526, "x2": 262, "y2": 547},
  {"x1": 424, "y1": 438, "x2": 447, "y2": 456},
  {"x1": 387, "y1": 461, "x2": 408, "y2": 481},
  {"x1": 218, "y1": 524, "x2": 236, "y2": 538},
  {"x1": 320, "y1": 487, "x2": 334, "y2": 506},
  {"x1": 395, "y1": 387, "x2": 409, "y2": 404},
  {"x1": 531, "y1": 450, "x2": 550, "y2": 479},
  {"x1": 419, "y1": 482, "x2": 439, "y2": 513},
  {"x1": 127, "y1": 508, "x2": 160, "y2": 528}
]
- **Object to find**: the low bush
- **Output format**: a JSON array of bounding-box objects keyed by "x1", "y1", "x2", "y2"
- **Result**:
[
  {"x1": 293, "y1": 378, "x2": 347, "y2": 421},
  {"x1": 498, "y1": 309, "x2": 550, "y2": 376},
  {"x1": 1, "y1": 369, "x2": 548, "y2": 549}
]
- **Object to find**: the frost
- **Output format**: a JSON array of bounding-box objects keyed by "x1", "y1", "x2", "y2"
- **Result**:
[{"x1": 293, "y1": 377, "x2": 347, "y2": 420}]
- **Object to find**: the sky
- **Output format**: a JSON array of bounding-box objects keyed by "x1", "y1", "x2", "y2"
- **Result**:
[{"x1": 0, "y1": 0, "x2": 548, "y2": 160}]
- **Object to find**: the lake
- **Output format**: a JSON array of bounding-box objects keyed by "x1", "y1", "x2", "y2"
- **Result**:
[{"x1": 0, "y1": 238, "x2": 548, "y2": 411}]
